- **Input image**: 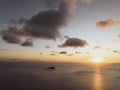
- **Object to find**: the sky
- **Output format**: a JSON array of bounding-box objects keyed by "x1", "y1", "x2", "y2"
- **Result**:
[{"x1": 0, "y1": 0, "x2": 120, "y2": 63}]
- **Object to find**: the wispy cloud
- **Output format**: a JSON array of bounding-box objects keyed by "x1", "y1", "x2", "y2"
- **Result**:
[
  {"x1": 75, "y1": 52, "x2": 81, "y2": 54},
  {"x1": 0, "y1": 48, "x2": 8, "y2": 51}
]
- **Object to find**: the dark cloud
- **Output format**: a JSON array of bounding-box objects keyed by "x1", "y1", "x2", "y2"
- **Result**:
[
  {"x1": 59, "y1": 51, "x2": 67, "y2": 54},
  {"x1": 21, "y1": 39, "x2": 33, "y2": 47},
  {"x1": 1, "y1": 0, "x2": 76, "y2": 46},
  {"x1": 2, "y1": 34, "x2": 21, "y2": 44},
  {"x1": 59, "y1": 51, "x2": 75, "y2": 56},
  {"x1": 39, "y1": 53, "x2": 43, "y2": 54},
  {"x1": 113, "y1": 50, "x2": 120, "y2": 53},
  {"x1": 96, "y1": 19, "x2": 120, "y2": 29},
  {"x1": 58, "y1": 38, "x2": 88, "y2": 48}
]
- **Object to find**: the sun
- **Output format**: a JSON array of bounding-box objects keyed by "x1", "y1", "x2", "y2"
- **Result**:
[{"x1": 92, "y1": 57, "x2": 103, "y2": 63}]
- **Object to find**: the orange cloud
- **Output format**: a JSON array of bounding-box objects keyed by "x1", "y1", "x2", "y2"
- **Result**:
[
  {"x1": 96, "y1": 19, "x2": 120, "y2": 29},
  {"x1": 93, "y1": 46, "x2": 101, "y2": 49}
]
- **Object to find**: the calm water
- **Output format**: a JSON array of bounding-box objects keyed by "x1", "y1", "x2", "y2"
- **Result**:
[{"x1": 0, "y1": 61, "x2": 120, "y2": 90}]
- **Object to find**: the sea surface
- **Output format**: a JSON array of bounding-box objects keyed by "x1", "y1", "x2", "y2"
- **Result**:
[{"x1": 0, "y1": 61, "x2": 120, "y2": 90}]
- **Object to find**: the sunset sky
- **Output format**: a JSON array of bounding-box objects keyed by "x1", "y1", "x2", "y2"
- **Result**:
[{"x1": 0, "y1": 0, "x2": 120, "y2": 63}]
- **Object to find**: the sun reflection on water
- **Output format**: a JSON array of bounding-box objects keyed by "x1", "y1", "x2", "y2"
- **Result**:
[{"x1": 94, "y1": 69, "x2": 103, "y2": 90}]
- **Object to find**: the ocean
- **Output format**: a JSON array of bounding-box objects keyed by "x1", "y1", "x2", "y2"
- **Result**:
[{"x1": 0, "y1": 61, "x2": 120, "y2": 90}]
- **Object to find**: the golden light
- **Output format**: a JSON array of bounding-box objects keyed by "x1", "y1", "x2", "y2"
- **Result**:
[{"x1": 92, "y1": 57, "x2": 103, "y2": 63}]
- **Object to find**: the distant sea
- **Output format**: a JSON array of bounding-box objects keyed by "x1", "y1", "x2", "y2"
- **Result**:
[{"x1": 0, "y1": 60, "x2": 120, "y2": 90}]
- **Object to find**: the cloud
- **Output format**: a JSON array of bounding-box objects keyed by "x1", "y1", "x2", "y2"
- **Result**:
[
  {"x1": 21, "y1": 39, "x2": 33, "y2": 47},
  {"x1": 50, "y1": 54, "x2": 56, "y2": 56},
  {"x1": 118, "y1": 34, "x2": 120, "y2": 38},
  {"x1": 52, "y1": 51, "x2": 57, "y2": 54},
  {"x1": 112, "y1": 39, "x2": 120, "y2": 43},
  {"x1": 96, "y1": 19, "x2": 120, "y2": 29},
  {"x1": 2, "y1": 34, "x2": 21, "y2": 44},
  {"x1": 58, "y1": 38, "x2": 88, "y2": 48},
  {"x1": 64, "y1": 35, "x2": 70, "y2": 39},
  {"x1": 59, "y1": 51, "x2": 75, "y2": 56},
  {"x1": 0, "y1": 48, "x2": 8, "y2": 51},
  {"x1": 86, "y1": 52, "x2": 90, "y2": 54},
  {"x1": 93, "y1": 46, "x2": 101, "y2": 49},
  {"x1": 59, "y1": 51, "x2": 67, "y2": 54},
  {"x1": 39, "y1": 53, "x2": 43, "y2": 54},
  {"x1": 45, "y1": 45, "x2": 50, "y2": 48},
  {"x1": 75, "y1": 52, "x2": 81, "y2": 54},
  {"x1": 106, "y1": 48, "x2": 111, "y2": 50},
  {"x1": 113, "y1": 50, "x2": 120, "y2": 53},
  {"x1": 0, "y1": 0, "x2": 77, "y2": 46},
  {"x1": 80, "y1": 0, "x2": 93, "y2": 4},
  {"x1": 67, "y1": 53, "x2": 74, "y2": 56}
]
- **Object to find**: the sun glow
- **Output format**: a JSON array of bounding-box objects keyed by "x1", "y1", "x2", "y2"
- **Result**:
[{"x1": 92, "y1": 57, "x2": 103, "y2": 63}]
